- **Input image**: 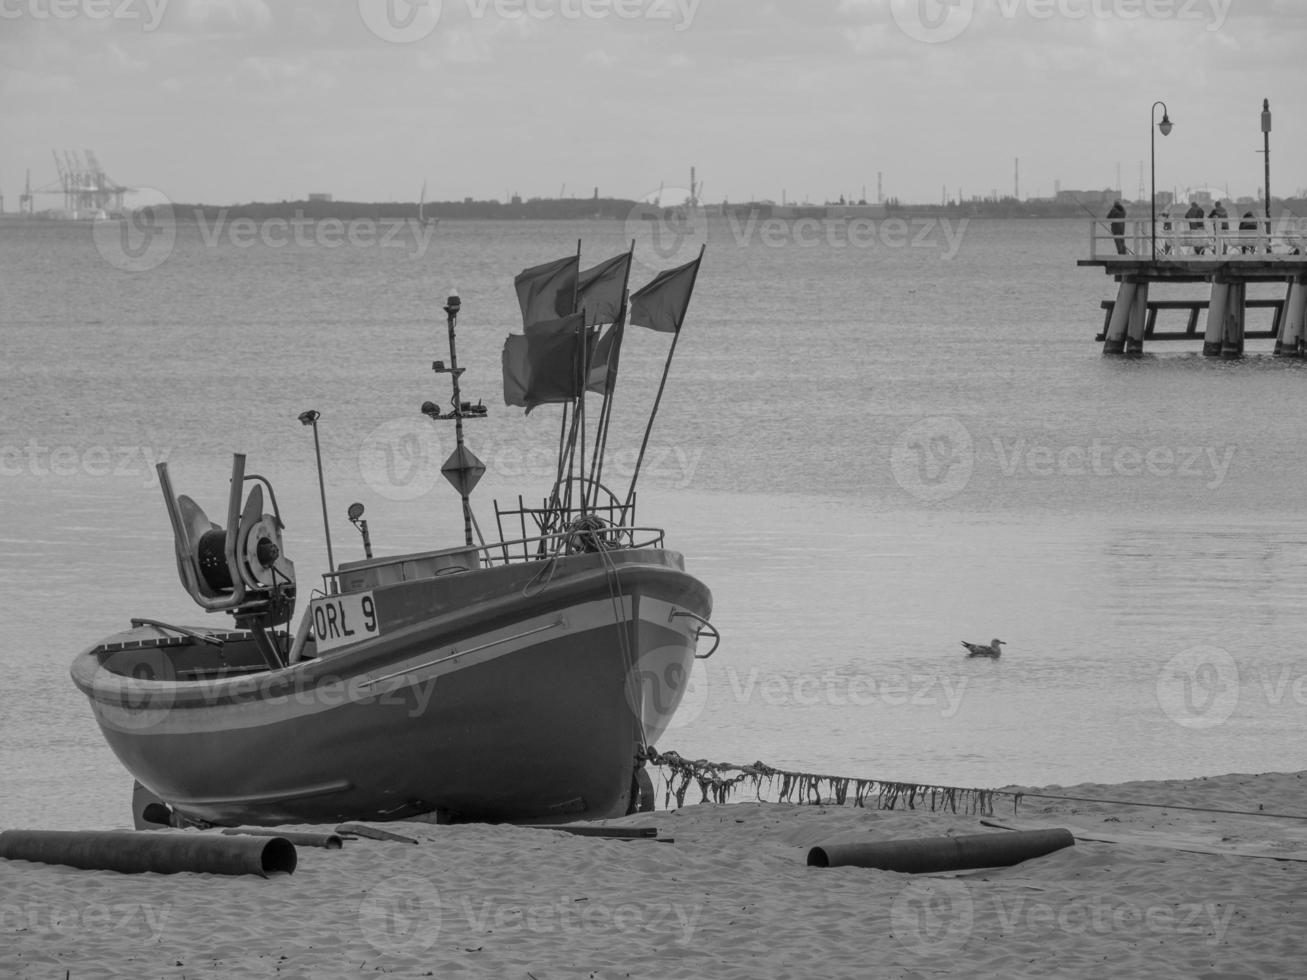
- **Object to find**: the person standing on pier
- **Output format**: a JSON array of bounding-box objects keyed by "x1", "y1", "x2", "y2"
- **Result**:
[
  {"x1": 1240, "y1": 211, "x2": 1259, "y2": 254},
  {"x1": 1107, "y1": 201, "x2": 1128, "y2": 255},
  {"x1": 1186, "y1": 201, "x2": 1207, "y2": 254},
  {"x1": 1209, "y1": 201, "x2": 1230, "y2": 253}
]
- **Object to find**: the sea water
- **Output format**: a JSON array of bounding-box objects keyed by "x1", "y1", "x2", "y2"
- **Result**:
[{"x1": 2, "y1": 215, "x2": 1305, "y2": 830}]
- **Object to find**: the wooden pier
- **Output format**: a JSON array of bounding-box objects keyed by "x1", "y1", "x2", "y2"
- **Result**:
[{"x1": 1081, "y1": 219, "x2": 1307, "y2": 357}]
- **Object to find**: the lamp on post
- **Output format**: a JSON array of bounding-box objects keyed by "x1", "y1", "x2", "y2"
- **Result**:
[
  {"x1": 1151, "y1": 101, "x2": 1173, "y2": 262},
  {"x1": 1261, "y1": 98, "x2": 1272, "y2": 247}
]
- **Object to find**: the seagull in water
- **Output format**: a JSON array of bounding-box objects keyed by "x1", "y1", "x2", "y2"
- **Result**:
[{"x1": 961, "y1": 638, "x2": 1005, "y2": 659}]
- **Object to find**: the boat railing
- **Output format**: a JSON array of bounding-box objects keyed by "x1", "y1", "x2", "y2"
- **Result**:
[
  {"x1": 317, "y1": 522, "x2": 668, "y2": 595},
  {"x1": 475, "y1": 523, "x2": 668, "y2": 567},
  {"x1": 1087, "y1": 217, "x2": 1307, "y2": 260}
]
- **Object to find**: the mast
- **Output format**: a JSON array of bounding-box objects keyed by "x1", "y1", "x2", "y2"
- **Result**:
[{"x1": 423, "y1": 291, "x2": 486, "y2": 548}]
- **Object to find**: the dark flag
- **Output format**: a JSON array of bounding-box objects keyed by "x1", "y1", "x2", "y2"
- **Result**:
[
  {"x1": 629, "y1": 250, "x2": 703, "y2": 334},
  {"x1": 586, "y1": 324, "x2": 621, "y2": 395},
  {"x1": 514, "y1": 254, "x2": 579, "y2": 328},
  {"x1": 576, "y1": 251, "x2": 632, "y2": 327},
  {"x1": 501, "y1": 313, "x2": 588, "y2": 412},
  {"x1": 502, "y1": 334, "x2": 531, "y2": 408}
]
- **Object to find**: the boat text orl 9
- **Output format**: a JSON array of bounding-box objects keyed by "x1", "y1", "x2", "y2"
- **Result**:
[{"x1": 69, "y1": 244, "x2": 716, "y2": 827}]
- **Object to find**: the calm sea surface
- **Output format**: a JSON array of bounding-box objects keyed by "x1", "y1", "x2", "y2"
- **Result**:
[{"x1": 2, "y1": 215, "x2": 1305, "y2": 829}]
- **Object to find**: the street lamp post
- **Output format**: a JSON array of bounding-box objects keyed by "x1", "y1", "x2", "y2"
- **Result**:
[
  {"x1": 1261, "y1": 98, "x2": 1272, "y2": 249},
  {"x1": 1151, "y1": 101, "x2": 1173, "y2": 262}
]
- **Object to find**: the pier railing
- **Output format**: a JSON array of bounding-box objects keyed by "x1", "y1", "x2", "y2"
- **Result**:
[{"x1": 1088, "y1": 217, "x2": 1307, "y2": 261}]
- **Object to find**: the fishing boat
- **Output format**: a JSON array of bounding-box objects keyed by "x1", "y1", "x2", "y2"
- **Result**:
[{"x1": 70, "y1": 246, "x2": 715, "y2": 827}]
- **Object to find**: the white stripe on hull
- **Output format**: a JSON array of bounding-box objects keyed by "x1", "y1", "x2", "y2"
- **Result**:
[{"x1": 88, "y1": 595, "x2": 697, "y2": 738}]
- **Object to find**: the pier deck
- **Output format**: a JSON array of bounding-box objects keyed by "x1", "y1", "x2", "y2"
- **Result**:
[{"x1": 1081, "y1": 219, "x2": 1307, "y2": 356}]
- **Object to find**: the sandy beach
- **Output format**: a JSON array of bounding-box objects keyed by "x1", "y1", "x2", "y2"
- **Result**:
[{"x1": 2, "y1": 770, "x2": 1304, "y2": 980}]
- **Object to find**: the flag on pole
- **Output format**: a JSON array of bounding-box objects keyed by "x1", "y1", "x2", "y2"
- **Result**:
[
  {"x1": 629, "y1": 249, "x2": 703, "y2": 334},
  {"x1": 514, "y1": 254, "x2": 579, "y2": 328},
  {"x1": 576, "y1": 251, "x2": 632, "y2": 327},
  {"x1": 586, "y1": 324, "x2": 621, "y2": 394},
  {"x1": 501, "y1": 313, "x2": 588, "y2": 412},
  {"x1": 502, "y1": 333, "x2": 531, "y2": 407}
]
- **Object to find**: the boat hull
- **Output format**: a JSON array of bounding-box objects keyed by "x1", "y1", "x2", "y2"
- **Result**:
[{"x1": 70, "y1": 550, "x2": 710, "y2": 826}]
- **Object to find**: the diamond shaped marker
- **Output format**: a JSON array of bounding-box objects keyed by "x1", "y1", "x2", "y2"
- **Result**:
[{"x1": 442, "y1": 446, "x2": 486, "y2": 497}]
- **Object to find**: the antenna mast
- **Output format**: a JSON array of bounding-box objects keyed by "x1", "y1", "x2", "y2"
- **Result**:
[{"x1": 423, "y1": 292, "x2": 487, "y2": 549}]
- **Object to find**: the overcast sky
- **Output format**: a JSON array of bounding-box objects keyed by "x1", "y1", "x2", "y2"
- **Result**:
[{"x1": 2, "y1": 0, "x2": 1304, "y2": 207}]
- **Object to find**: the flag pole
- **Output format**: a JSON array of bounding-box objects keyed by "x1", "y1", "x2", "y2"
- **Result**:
[
  {"x1": 623, "y1": 244, "x2": 704, "y2": 521},
  {"x1": 568, "y1": 239, "x2": 584, "y2": 517},
  {"x1": 586, "y1": 316, "x2": 623, "y2": 512},
  {"x1": 542, "y1": 401, "x2": 570, "y2": 536},
  {"x1": 588, "y1": 241, "x2": 636, "y2": 511},
  {"x1": 577, "y1": 314, "x2": 591, "y2": 514}
]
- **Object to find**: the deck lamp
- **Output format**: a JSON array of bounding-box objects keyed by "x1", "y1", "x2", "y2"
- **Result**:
[
  {"x1": 1151, "y1": 101, "x2": 1173, "y2": 261},
  {"x1": 297, "y1": 408, "x2": 335, "y2": 588},
  {"x1": 1261, "y1": 99, "x2": 1272, "y2": 244}
]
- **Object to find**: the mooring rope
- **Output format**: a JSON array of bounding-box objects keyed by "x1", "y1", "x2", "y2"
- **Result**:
[
  {"x1": 1008, "y1": 792, "x2": 1307, "y2": 822},
  {"x1": 640, "y1": 749, "x2": 1000, "y2": 816},
  {"x1": 640, "y1": 749, "x2": 1307, "y2": 822}
]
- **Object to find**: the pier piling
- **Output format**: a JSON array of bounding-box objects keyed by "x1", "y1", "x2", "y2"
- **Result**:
[{"x1": 1275, "y1": 276, "x2": 1307, "y2": 357}]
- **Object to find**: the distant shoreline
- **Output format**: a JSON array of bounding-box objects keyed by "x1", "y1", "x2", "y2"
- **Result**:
[{"x1": 3, "y1": 197, "x2": 1302, "y2": 224}]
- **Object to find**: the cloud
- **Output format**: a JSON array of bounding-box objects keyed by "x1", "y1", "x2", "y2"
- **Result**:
[{"x1": 173, "y1": 0, "x2": 274, "y2": 33}]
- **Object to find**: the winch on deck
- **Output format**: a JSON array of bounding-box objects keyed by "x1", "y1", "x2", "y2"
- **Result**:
[{"x1": 158, "y1": 453, "x2": 297, "y2": 667}]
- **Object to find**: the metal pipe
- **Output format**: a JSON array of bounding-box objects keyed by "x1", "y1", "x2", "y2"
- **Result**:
[
  {"x1": 220, "y1": 828, "x2": 342, "y2": 849},
  {"x1": 0, "y1": 829, "x2": 297, "y2": 877},
  {"x1": 807, "y1": 828, "x2": 1075, "y2": 873}
]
